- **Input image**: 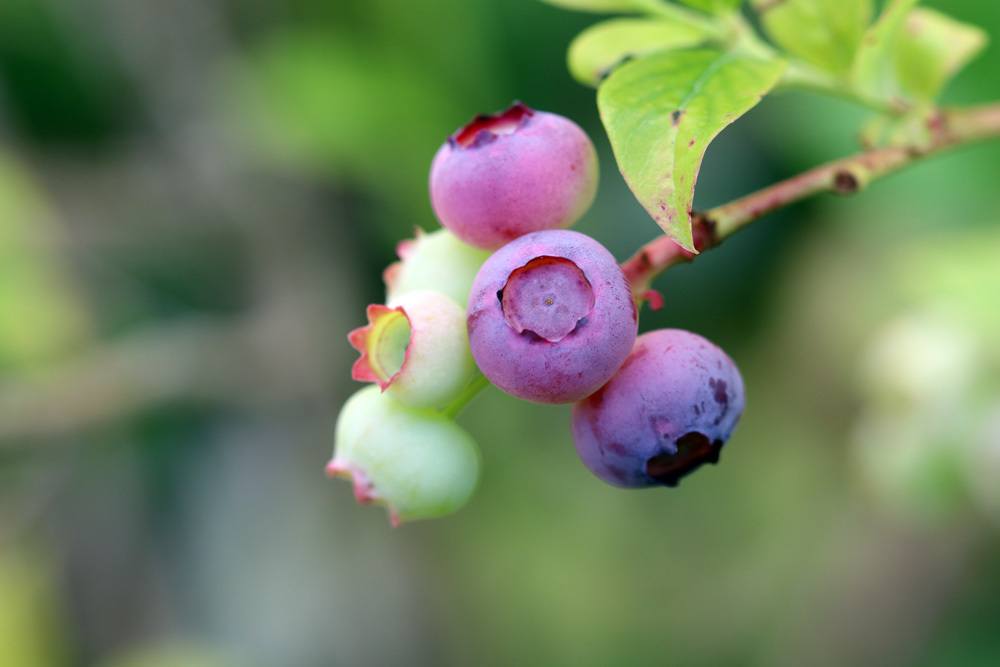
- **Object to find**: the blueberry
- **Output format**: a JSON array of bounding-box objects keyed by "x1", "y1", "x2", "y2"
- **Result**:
[
  {"x1": 350, "y1": 290, "x2": 477, "y2": 410},
  {"x1": 328, "y1": 386, "x2": 481, "y2": 525},
  {"x1": 384, "y1": 228, "x2": 490, "y2": 308},
  {"x1": 467, "y1": 229, "x2": 636, "y2": 404},
  {"x1": 572, "y1": 329, "x2": 745, "y2": 487},
  {"x1": 430, "y1": 102, "x2": 598, "y2": 250}
]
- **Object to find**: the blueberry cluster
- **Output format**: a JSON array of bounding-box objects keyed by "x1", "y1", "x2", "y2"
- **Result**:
[{"x1": 330, "y1": 103, "x2": 745, "y2": 524}]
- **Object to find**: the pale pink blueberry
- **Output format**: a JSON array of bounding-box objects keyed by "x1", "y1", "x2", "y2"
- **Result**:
[
  {"x1": 430, "y1": 102, "x2": 598, "y2": 250},
  {"x1": 467, "y1": 229, "x2": 636, "y2": 404}
]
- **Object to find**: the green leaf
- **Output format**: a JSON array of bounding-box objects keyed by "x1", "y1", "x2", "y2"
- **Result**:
[
  {"x1": 598, "y1": 49, "x2": 784, "y2": 251},
  {"x1": 677, "y1": 0, "x2": 742, "y2": 13},
  {"x1": 893, "y1": 8, "x2": 987, "y2": 102},
  {"x1": 568, "y1": 18, "x2": 711, "y2": 86},
  {"x1": 752, "y1": 0, "x2": 872, "y2": 77},
  {"x1": 851, "y1": 0, "x2": 919, "y2": 100},
  {"x1": 541, "y1": 0, "x2": 643, "y2": 13}
]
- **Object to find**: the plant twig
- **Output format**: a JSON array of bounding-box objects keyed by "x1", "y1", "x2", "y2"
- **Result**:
[{"x1": 622, "y1": 102, "x2": 1000, "y2": 297}]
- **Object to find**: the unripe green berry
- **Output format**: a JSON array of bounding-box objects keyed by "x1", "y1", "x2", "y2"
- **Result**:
[
  {"x1": 349, "y1": 289, "x2": 477, "y2": 409},
  {"x1": 384, "y1": 228, "x2": 490, "y2": 308},
  {"x1": 328, "y1": 386, "x2": 480, "y2": 525}
]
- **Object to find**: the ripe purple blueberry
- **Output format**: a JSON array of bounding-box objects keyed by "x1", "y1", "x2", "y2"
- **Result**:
[
  {"x1": 467, "y1": 229, "x2": 636, "y2": 404},
  {"x1": 429, "y1": 102, "x2": 599, "y2": 250},
  {"x1": 572, "y1": 329, "x2": 745, "y2": 488}
]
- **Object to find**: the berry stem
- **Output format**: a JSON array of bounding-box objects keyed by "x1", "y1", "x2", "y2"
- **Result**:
[
  {"x1": 622, "y1": 101, "x2": 1000, "y2": 298},
  {"x1": 442, "y1": 372, "x2": 490, "y2": 420}
]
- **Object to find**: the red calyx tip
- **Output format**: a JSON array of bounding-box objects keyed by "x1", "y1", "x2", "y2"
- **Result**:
[
  {"x1": 396, "y1": 230, "x2": 422, "y2": 261},
  {"x1": 449, "y1": 101, "x2": 535, "y2": 149},
  {"x1": 352, "y1": 469, "x2": 379, "y2": 504},
  {"x1": 347, "y1": 304, "x2": 409, "y2": 389},
  {"x1": 642, "y1": 289, "x2": 665, "y2": 312},
  {"x1": 382, "y1": 261, "x2": 402, "y2": 291}
]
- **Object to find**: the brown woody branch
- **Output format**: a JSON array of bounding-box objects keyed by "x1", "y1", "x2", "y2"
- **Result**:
[{"x1": 622, "y1": 103, "x2": 1000, "y2": 297}]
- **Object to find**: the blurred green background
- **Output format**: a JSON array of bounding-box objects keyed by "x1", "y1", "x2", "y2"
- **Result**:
[{"x1": 1, "y1": 1, "x2": 1000, "y2": 665}]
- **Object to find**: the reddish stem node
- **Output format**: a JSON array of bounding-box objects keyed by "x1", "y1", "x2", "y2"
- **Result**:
[{"x1": 620, "y1": 103, "x2": 1000, "y2": 300}]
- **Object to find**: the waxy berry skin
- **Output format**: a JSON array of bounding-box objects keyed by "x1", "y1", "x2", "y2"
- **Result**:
[
  {"x1": 467, "y1": 229, "x2": 636, "y2": 404},
  {"x1": 572, "y1": 329, "x2": 745, "y2": 488},
  {"x1": 384, "y1": 228, "x2": 490, "y2": 309},
  {"x1": 349, "y1": 290, "x2": 476, "y2": 410},
  {"x1": 430, "y1": 102, "x2": 598, "y2": 250},
  {"x1": 328, "y1": 386, "x2": 480, "y2": 526}
]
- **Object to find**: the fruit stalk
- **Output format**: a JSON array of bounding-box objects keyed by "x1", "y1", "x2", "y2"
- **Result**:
[
  {"x1": 442, "y1": 373, "x2": 490, "y2": 419},
  {"x1": 622, "y1": 101, "x2": 1000, "y2": 299}
]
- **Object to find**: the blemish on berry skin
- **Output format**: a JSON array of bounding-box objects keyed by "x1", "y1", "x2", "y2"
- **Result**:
[
  {"x1": 466, "y1": 309, "x2": 486, "y2": 331},
  {"x1": 649, "y1": 415, "x2": 675, "y2": 446},
  {"x1": 645, "y1": 432, "x2": 721, "y2": 487},
  {"x1": 709, "y1": 378, "x2": 728, "y2": 407}
]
